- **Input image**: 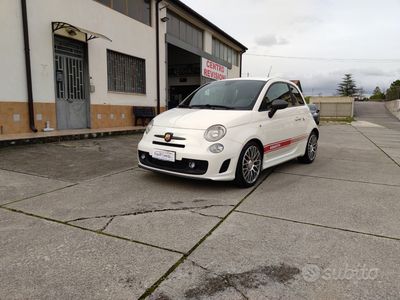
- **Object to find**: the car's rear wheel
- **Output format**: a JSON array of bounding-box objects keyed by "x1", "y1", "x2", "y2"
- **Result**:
[
  {"x1": 298, "y1": 131, "x2": 318, "y2": 163},
  {"x1": 234, "y1": 141, "x2": 262, "y2": 188}
]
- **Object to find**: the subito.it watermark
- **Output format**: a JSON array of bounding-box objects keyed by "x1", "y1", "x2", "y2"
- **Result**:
[{"x1": 302, "y1": 264, "x2": 379, "y2": 282}]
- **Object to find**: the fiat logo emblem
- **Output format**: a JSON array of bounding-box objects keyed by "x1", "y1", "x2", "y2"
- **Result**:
[{"x1": 164, "y1": 133, "x2": 173, "y2": 142}]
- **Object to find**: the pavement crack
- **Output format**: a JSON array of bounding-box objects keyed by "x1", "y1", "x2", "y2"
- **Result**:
[
  {"x1": 0, "y1": 206, "x2": 184, "y2": 255},
  {"x1": 98, "y1": 217, "x2": 114, "y2": 232},
  {"x1": 138, "y1": 169, "x2": 274, "y2": 300},
  {"x1": 189, "y1": 210, "x2": 223, "y2": 219},
  {"x1": 0, "y1": 183, "x2": 78, "y2": 207},
  {"x1": 351, "y1": 124, "x2": 400, "y2": 168},
  {"x1": 235, "y1": 210, "x2": 400, "y2": 242},
  {"x1": 274, "y1": 171, "x2": 400, "y2": 188},
  {"x1": 65, "y1": 204, "x2": 233, "y2": 223}
]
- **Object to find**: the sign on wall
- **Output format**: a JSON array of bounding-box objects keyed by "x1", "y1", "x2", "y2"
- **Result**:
[{"x1": 201, "y1": 58, "x2": 228, "y2": 81}]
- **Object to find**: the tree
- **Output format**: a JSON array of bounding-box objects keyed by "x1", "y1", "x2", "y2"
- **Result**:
[
  {"x1": 357, "y1": 87, "x2": 365, "y2": 98},
  {"x1": 337, "y1": 74, "x2": 357, "y2": 97},
  {"x1": 386, "y1": 80, "x2": 400, "y2": 100},
  {"x1": 370, "y1": 86, "x2": 385, "y2": 100}
]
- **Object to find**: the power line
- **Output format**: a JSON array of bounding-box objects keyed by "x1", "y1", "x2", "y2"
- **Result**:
[{"x1": 244, "y1": 53, "x2": 400, "y2": 63}]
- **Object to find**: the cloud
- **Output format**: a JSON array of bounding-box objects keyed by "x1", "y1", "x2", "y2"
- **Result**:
[
  {"x1": 291, "y1": 15, "x2": 322, "y2": 25},
  {"x1": 255, "y1": 34, "x2": 289, "y2": 47}
]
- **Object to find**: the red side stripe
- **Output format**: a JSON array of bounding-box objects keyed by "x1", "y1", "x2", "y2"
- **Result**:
[{"x1": 264, "y1": 134, "x2": 308, "y2": 153}]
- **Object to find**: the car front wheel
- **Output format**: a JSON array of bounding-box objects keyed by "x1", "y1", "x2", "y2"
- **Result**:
[
  {"x1": 298, "y1": 131, "x2": 318, "y2": 163},
  {"x1": 234, "y1": 141, "x2": 262, "y2": 188}
]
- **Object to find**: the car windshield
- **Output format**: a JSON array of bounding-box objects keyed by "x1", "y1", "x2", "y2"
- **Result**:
[{"x1": 179, "y1": 80, "x2": 266, "y2": 110}]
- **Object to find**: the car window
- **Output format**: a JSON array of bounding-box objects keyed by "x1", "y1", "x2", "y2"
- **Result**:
[
  {"x1": 290, "y1": 85, "x2": 305, "y2": 106},
  {"x1": 261, "y1": 82, "x2": 292, "y2": 111},
  {"x1": 181, "y1": 80, "x2": 266, "y2": 110}
]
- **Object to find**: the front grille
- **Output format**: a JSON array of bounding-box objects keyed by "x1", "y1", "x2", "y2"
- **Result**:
[
  {"x1": 139, "y1": 151, "x2": 208, "y2": 175},
  {"x1": 152, "y1": 141, "x2": 185, "y2": 148},
  {"x1": 154, "y1": 134, "x2": 186, "y2": 141}
]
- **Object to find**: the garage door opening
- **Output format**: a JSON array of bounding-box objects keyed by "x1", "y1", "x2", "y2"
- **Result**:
[{"x1": 167, "y1": 44, "x2": 201, "y2": 109}]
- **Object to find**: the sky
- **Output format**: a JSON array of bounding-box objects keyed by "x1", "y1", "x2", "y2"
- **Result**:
[{"x1": 180, "y1": 0, "x2": 400, "y2": 96}]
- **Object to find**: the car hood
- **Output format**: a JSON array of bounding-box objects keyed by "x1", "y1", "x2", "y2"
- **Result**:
[{"x1": 153, "y1": 108, "x2": 253, "y2": 130}]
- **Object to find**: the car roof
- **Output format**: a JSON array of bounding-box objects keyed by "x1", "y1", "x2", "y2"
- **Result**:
[{"x1": 221, "y1": 77, "x2": 297, "y2": 85}]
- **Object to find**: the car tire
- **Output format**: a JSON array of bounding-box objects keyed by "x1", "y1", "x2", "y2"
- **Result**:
[
  {"x1": 298, "y1": 131, "x2": 318, "y2": 164},
  {"x1": 234, "y1": 141, "x2": 263, "y2": 188}
]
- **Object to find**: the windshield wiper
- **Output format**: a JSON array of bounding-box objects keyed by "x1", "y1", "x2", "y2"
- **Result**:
[{"x1": 189, "y1": 104, "x2": 234, "y2": 110}]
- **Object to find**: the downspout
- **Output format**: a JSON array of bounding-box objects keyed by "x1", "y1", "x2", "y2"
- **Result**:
[
  {"x1": 155, "y1": 0, "x2": 162, "y2": 115},
  {"x1": 21, "y1": 0, "x2": 37, "y2": 132},
  {"x1": 239, "y1": 51, "x2": 244, "y2": 78}
]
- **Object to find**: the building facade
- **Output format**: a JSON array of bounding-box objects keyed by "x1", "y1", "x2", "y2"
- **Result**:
[{"x1": 0, "y1": 0, "x2": 247, "y2": 134}]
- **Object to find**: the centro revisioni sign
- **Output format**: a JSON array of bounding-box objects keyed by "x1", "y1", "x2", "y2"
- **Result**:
[{"x1": 202, "y1": 58, "x2": 228, "y2": 80}]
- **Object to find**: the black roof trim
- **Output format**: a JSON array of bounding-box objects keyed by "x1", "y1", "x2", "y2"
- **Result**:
[{"x1": 166, "y1": 0, "x2": 248, "y2": 51}]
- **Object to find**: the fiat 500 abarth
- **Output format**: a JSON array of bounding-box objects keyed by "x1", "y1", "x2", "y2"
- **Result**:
[{"x1": 138, "y1": 78, "x2": 319, "y2": 187}]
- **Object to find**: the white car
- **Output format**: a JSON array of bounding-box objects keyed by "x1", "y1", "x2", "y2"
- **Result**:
[{"x1": 138, "y1": 78, "x2": 319, "y2": 187}]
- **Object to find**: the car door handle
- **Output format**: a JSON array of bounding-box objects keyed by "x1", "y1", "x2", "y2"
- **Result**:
[{"x1": 295, "y1": 117, "x2": 302, "y2": 121}]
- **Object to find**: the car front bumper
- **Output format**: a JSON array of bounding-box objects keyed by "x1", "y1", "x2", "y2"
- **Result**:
[{"x1": 137, "y1": 127, "x2": 242, "y2": 181}]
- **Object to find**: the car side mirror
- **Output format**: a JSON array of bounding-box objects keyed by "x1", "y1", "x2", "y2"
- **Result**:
[{"x1": 268, "y1": 99, "x2": 288, "y2": 118}]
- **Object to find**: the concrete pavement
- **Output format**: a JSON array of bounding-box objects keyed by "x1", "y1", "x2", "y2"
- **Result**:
[{"x1": 0, "y1": 102, "x2": 399, "y2": 299}]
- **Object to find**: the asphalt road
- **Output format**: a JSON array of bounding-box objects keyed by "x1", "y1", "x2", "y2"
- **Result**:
[{"x1": 0, "y1": 102, "x2": 399, "y2": 299}]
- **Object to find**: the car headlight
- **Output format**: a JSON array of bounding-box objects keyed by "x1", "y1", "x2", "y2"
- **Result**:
[
  {"x1": 145, "y1": 120, "x2": 154, "y2": 134},
  {"x1": 204, "y1": 125, "x2": 226, "y2": 142}
]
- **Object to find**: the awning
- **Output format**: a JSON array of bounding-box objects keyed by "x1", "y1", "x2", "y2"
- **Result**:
[{"x1": 52, "y1": 21, "x2": 112, "y2": 42}]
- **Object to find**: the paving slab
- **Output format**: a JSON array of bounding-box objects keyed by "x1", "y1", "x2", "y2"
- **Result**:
[
  {"x1": 239, "y1": 172, "x2": 400, "y2": 238},
  {"x1": 6, "y1": 168, "x2": 250, "y2": 252},
  {"x1": 276, "y1": 153, "x2": 400, "y2": 186},
  {"x1": 104, "y1": 210, "x2": 225, "y2": 253},
  {"x1": 0, "y1": 209, "x2": 180, "y2": 300},
  {"x1": 381, "y1": 147, "x2": 400, "y2": 165},
  {"x1": 7, "y1": 168, "x2": 249, "y2": 222},
  {"x1": 318, "y1": 124, "x2": 358, "y2": 133},
  {"x1": 149, "y1": 212, "x2": 400, "y2": 300},
  {"x1": 0, "y1": 135, "x2": 140, "y2": 182},
  {"x1": 317, "y1": 129, "x2": 392, "y2": 164},
  {"x1": 0, "y1": 169, "x2": 71, "y2": 205}
]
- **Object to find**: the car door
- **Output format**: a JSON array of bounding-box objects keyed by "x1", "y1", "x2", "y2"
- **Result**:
[
  {"x1": 288, "y1": 84, "x2": 310, "y2": 155},
  {"x1": 256, "y1": 82, "x2": 306, "y2": 168}
]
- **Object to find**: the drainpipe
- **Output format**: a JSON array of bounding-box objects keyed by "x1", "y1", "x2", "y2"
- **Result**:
[
  {"x1": 239, "y1": 52, "x2": 243, "y2": 77},
  {"x1": 155, "y1": 0, "x2": 162, "y2": 115},
  {"x1": 21, "y1": 0, "x2": 37, "y2": 132}
]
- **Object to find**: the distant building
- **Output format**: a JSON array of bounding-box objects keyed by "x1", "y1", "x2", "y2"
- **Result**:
[{"x1": 0, "y1": 0, "x2": 247, "y2": 134}]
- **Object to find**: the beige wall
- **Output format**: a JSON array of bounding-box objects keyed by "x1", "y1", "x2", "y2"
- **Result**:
[
  {"x1": 385, "y1": 100, "x2": 400, "y2": 120},
  {"x1": 310, "y1": 97, "x2": 354, "y2": 117},
  {"x1": 0, "y1": 102, "x2": 56, "y2": 134}
]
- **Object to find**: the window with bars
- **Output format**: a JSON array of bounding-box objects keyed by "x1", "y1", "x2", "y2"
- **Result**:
[
  {"x1": 107, "y1": 50, "x2": 146, "y2": 94},
  {"x1": 212, "y1": 38, "x2": 239, "y2": 66},
  {"x1": 94, "y1": 0, "x2": 151, "y2": 26}
]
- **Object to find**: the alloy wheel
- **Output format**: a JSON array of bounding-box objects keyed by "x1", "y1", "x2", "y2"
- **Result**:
[
  {"x1": 308, "y1": 134, "x2": 318, "y2": 161},
  {"x1": 242, "y1": 145, "x2": 262, "y2": 184}
]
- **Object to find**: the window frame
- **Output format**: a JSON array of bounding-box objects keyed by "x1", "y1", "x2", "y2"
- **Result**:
[
  {"x1": 289, "y1": 84, "x2": 305, "y2": 107},
  {"x1": 259, "y1": 82, "x2": 292, "y2": 112},
  {"x1": 212, "y1": 38, "x2": 239, "y2": 66},
  {"x1": 107, "y1": 49, "x2": 146, "y2": 95},
  {"x1": 94, "y1": 0, "x2": 151, "y2": 26}
]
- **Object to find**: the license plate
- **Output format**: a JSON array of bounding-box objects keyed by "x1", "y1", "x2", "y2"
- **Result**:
[{"x1": 152, "y1": 149, "x2": 175, "y2": 162}]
